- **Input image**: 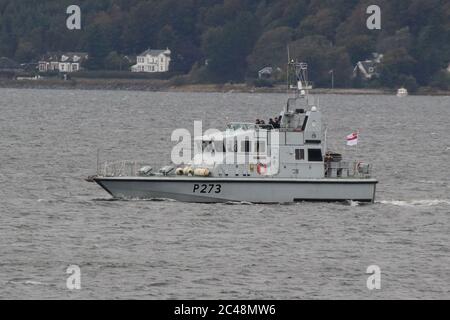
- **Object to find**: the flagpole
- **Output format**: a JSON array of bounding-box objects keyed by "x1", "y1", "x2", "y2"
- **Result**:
[
  {"x1": 346, "y1": 130, "x2": 359, "y2": 169},
  {"x1": 356, "y1": 129, "x2": 360, "y2": 160},
  {"x1": 331, "y1": 70, "x2": 334, "y2": 89},
  {"x1": 356, "y1": 129, "x2": 360, "y2": 158}
]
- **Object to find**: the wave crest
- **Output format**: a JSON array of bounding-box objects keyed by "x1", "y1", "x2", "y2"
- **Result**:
[{"x1": 378, "y1": 199, "x2": 450, "y2": 207}]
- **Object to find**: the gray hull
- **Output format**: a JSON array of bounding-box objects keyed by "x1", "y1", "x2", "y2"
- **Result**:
[{"x1": 94, "y1": 177, "x2": 377, "y2": 203}]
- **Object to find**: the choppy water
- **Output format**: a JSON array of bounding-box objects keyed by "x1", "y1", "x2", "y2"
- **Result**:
[{"x1": 0, "y1": 88, "x2": 449, "y2": 299}]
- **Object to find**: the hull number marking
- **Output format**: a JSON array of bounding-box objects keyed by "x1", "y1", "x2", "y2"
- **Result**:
[{"x1": 193, "y1": 184, "x2": 222, "y2": 194}]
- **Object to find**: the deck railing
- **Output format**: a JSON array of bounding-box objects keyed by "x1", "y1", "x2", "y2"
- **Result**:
[
  {"x1": 325, "y1": 160, "x2": 372, "y2": 178},
  {"x1": 97, "y1": 159, "x2": 372, "y2": 179},
  {"x1": 97, "y1": 160, "x2": 154, "y2": 177}
]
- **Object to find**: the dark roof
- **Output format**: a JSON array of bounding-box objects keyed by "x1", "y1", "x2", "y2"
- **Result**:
[
  {"x1": 0, "y1": 57, "x2": 21, "y2": 70},
  {"x1": 39, "y1": 52, "x2": 88, "y2": 63},
  {"x1": 39, "y1": 52, "x2": 60, "y2": 62},
  {"x1": 353, "y1": 60, "x2": 380, "y2": 79},
  {"x1": 360, "y1": 61, "x2": 378, "y2": 74},
  {"x1": 139, "y1": 48, "x2": 171, "y2": 57},
  {"x1": 21, "y1": 63, "x2": 39, "y2": 72},
  {"x1": 60, "y1": 52, "x2": 88, "y2": 63},
  {"x1": 259, "y1": 67, "x2": 273, "y2": 74}
]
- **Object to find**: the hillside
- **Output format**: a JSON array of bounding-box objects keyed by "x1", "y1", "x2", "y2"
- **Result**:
[{"x1": 0, "y1": 0, "x2": 449, "y2": 90}]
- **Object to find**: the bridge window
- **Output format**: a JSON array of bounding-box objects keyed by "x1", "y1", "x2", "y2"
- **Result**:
[
  {"x1": 212, "y1": 140, "x2": 224, "y2": 153},
  {"x1": 256, "y1": 141, "x2": 266, "y2": 153},
  {"x1": 308, "y1": 149, "x2": 323, "y2": 162},
  {"x1": 202, "y1": 141, "x2": 213, "y2": 152},
  {"x1": 301, "y1": 116, "x2": 309, "y2": 131},
  {"x1": 295, "y1": 149, "x2": 304, "y2": 160},
  {"x1": 241, "y1": 139, "x2": 251, "y2": 153},
  {"x1": 226, "y1": 139, "x2": 237, "y2": 152}
]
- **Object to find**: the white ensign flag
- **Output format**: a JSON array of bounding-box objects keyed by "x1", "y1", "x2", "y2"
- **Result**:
[{"x1": 346, "y1": 131, "x2": 358, "y2": 146}]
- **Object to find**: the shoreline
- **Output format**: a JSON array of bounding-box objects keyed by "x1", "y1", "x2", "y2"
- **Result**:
[{"x1": 0, "y1": 78, "x2": 449, "y2": 96}]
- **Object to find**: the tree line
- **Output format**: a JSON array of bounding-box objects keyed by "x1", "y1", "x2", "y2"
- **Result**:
[{"x1": 0, "y1": 0, "x2": 449, "y2": 90}]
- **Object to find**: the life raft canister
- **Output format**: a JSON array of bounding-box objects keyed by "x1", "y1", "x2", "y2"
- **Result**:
[{"x1": 257, "y1": 163, "x2": 267, "y2": 175}]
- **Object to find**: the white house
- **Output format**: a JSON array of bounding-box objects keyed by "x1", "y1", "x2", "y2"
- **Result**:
[
  {"x1": 39, "y1": 52, "x2": 88, "y2": 73},
  {"x1": 353, "y1": 53, "x2": 384, "y2": 80},
  {"x1": 258, "y1": 67, "x2": 273, "y2": 79},
  {"x1": 131, "y1": 48, "x2": 171, "y2": 73}
]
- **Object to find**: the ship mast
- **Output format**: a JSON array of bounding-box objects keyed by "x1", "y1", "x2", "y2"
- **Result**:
[{"x1": 286, "y1": 59, "x2": 313, "y2": 112}]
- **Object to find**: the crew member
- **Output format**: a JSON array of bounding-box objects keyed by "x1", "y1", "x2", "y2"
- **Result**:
[{"x1": 269, "y1": 118, "x2": 275, "y2": 128}]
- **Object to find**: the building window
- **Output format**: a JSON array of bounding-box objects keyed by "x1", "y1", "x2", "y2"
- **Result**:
[
  {"x1": 308, "y1": 149, "x2": 323, "y2": 162},
  {"x1": 295, "y1": 149, "x2": 304, "y2": 160}
]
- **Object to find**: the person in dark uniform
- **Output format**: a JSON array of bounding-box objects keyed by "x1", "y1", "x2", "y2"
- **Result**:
[
  {"x1": 276, "y1": 115, "x2": 283, "y2": 128},
  {"x1": 272, "y1": 116, "x2": 279, "y2": 129}
]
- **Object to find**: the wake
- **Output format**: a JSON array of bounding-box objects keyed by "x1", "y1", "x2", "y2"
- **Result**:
[{"x1": 378, "y1": 199, "x2": 450, "y2": 207}]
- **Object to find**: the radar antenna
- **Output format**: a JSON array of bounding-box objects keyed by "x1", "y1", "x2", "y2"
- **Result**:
[{"x1": 286, "y1": 60, "x2": 314, "y2": 111}]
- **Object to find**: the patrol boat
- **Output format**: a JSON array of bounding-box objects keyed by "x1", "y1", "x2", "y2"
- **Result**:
[{"x1": 89, "y1": 62, "x2": 377, "y2": 203}]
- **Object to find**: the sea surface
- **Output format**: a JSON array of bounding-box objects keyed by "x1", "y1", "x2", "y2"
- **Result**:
[{"x1": 0, "y1": 88, "x2": 449, "y2": 299}]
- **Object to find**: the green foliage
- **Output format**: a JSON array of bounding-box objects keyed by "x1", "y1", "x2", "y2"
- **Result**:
[
  {"x1": 247, "y1": 26, "x2": 294, "y2": 74},
  {"x1": 202, "y1": 11, "x2": 259, "y2": 82},
  {"x1": 70, "y1": 70, "x2": 175, "y2": 80},
  {"x1": 288, "y1": 36, "x2": 353, "y2": 87},
  {"x1": 378, "y1": 48, "x2": 418, "y2": 90},
  {"x1": 430, "y1": 70, "x2": 450, "y2": 90},
  {"x1": 253, "y1": 78, "x2": 274, "y2": 88},
  {"x1": 104, "y1": 51, "x2": 132, "y2": 70},
  {"x1": 0, "y1": 0, "x2": 448, "y2": 88}
]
